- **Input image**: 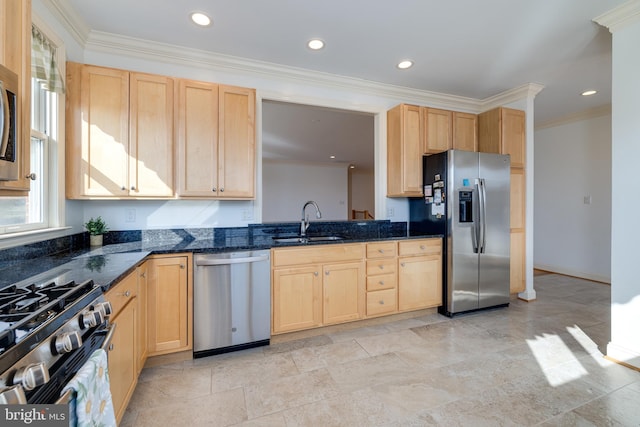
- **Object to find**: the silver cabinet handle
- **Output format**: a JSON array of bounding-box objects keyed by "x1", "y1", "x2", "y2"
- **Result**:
[
  {"x1": 180, "y1": 264, "x2": 185, "y2": 269},
  {"x1": 379, "y1": 300, "x2": 384, "y2": 305},
  {"x1": 401, "y1": 262, "x2": 405, "y2": 267},
  {"x1": 220, "y1": 188, "x2": 224, "y2": 192},
  {"x1": 379, "y1": 281, "x2": 384, "y2": 285},
  {"x1": 121, "y1": 186, "x2": 126, "y2": 190},
  {"x1": 212, "y1": 187, "x2": 217, "y2": 192},
  {"x1": 131, "y1": 186, "x2": 136, "y2": 191},
  {"x1": 420, "y1": 245, "x2": 425, "y2": 250},
  {"x1": 379, "y1": 265, "x2": 384, "y2": 270},
  {"x1": 325, "y1": 271, "x2": 330, "y2": 275},
  {"x1": 117, "y1": 290, "x2": 131, "y2": 297},
  {"x1": 378, "y1": 249, "x2": 384, "y2": 253},
  {"x1": 140, "y1": 272, "x2": 146, "y2": 278},
  {"x1": 314, "y1": 271, "x2": 318, "y2": 276},
  {"x1": 25, "y1": 173, "x2": 36, "y2": 180}
]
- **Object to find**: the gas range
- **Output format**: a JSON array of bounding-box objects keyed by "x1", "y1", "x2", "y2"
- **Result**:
[{"x1": 0, "y1": 277, "x2": 112, "y2": 404}]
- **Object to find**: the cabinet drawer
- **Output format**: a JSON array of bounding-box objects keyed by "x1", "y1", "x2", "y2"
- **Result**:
[
  {"x1": 366, "y1": 259, "x2": 396, "y2": 276},
  {"x1": 366, "y1": 273, "x2": 397, "y2": 291},
  {"x1": 105, "y1": 271, "x2": 138, "y2": 317},
  {"x1": 398, "y1": 239, "x2": 441, "y2": 256},
  {"x1": 366, "y1": 242, "x2": 397, "y2": 259},
  {"x1": 366, "y1": 289, "x2": 397, "y2": 316},
  {"x1": 272, "y1": 244, "x2": 364, "y2": 267}
]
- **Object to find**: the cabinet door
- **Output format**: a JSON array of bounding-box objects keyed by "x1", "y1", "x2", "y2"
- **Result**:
[
  {"x1": 272, "y1": 266, "x2": 322, "y2": 334},
  {"x1": 147, "y1": 256, "x2": 190, "y2": 355},
  {"x1": 79, "y1": 65, "x2": 129, "y2": 197},
  {"x1": 398, "y1": 255, "x2": 442, "y2": 311},
  {"x1": 176, "y1": 79, "x2": 219, "y2": 196},
  {"x1": 510, "y1": 231, "x2": 525, "y2": 293},
  {"x1": 387, "y1": 104, "x2": 423, "y2": 197},
  {"x1": 424, "y1": 108, "x2": 452, "y2": 154},
  {"x1": 501, "y1": 108, "x2": 525, "y2": 168},
  {"x1": 510, "y1": 168, "x2": 525, "y2": 231},
  {"x1": 136, "y1": 262, "x2": 148, "y2": 374},
  {"x1": 107, "y1": 299, "x2": 136, "y2": 425},
  {"x1": 218, "y1": 85, "x2": 256, "y2": 198},
  {"x1": 129, "y1": 73, "x2": 174, "y2": 197},
  {"x1": 453, "y1": 112, "x2": 478, "y2": 152},
  {"x1": 323, "y1": 261, "x2": 364, "y2": 325},
  {"x1": 0, "y1": 0, "x2": 31, "y2": 192}
]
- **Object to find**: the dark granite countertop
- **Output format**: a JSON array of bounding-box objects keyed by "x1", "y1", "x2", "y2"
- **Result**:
[{"x1": 0, "y1": 221, "x2": 441, "y2": 293}]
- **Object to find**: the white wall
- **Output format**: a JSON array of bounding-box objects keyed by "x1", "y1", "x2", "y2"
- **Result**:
[
  {"x1": 534, "y1": 113, "x2": 611, "y2": 282},
  {"x1": 604, "y1": 7, "x2": 640, "y2": 370},
  {"x1": 262, "y1": 161, "x2": 348, "y2": 222}
]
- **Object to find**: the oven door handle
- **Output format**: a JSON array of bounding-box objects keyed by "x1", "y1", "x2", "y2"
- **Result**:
[{"x1": 100, "y1": 322, "x2": 117, "y2": 352}]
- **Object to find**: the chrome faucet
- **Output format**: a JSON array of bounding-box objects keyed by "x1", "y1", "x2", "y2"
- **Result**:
[{"x1": 301, "y1": 201, "x2": 322, "y2": 237}]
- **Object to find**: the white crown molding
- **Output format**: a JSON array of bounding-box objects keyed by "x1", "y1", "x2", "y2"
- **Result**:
[
  {"x1": 594, "y1": 0, "x2": 640, "y2": 33},
  {"x1": 535, "y1": 104, "x2": 611, "y2": 130},
  {"x1": 85, "y1": 31, "x2": 486, "y2": 112},
  {"x1": 44, "y1": 0, "x2": 90, "y2": 47},
  {"x1": 480, "y1": 83, "x2": 545, "y2": 112}
]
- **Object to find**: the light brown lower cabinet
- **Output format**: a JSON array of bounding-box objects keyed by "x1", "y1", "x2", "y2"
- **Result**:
[
  {"x1": 104, "y1": 270, "x2": 138, "y2": 425},
  {"x1": 272, "y1": 238, "x2": 442, "y2": 334},
  {"x1": 398, "y1": 239, "x2": 443, "y2": 311},
  {"x1": 147, "y1": 253, "x2": 193, "y2": 356},
  {"x1": 272, "y1": 265, "x2": 322, "y2": 334},
  {"x1": 322, "y1": 261, "x2": 365, "y2": 325}
]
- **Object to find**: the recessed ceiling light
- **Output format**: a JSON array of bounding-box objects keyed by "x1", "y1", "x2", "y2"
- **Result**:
[
  {"x1": 581, "y1": 90, "x2": 597, "y2": 96},
  {"x1": 349, "y1": 164, "x2": 356, "y2": 169},
  {"x1": 397, "y1": 60, "x2": 413, "y2": 69},
  {"x1": 308, "y1": 39, "x2": 325, "y2": 50},
  {"x1": 190, "y1": 12, "x2": 212, "y2": 27},
  {"x1": 329, "y1": 155, "x2": 336, "y2": 159}
]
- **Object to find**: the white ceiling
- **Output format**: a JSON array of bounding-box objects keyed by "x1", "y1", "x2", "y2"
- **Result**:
[{"x1": 55, "y1": 0, "x2": 623, "y2": 171}]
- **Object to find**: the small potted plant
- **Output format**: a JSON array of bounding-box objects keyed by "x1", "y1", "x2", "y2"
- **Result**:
[{"x1": 84, "y1": 216, "x2": 109, "y2": 247}]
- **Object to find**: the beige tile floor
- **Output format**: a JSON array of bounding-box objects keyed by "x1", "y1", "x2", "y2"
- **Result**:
[{"x1": 122, "y1": 273, "x2": 640, "y2": 426}]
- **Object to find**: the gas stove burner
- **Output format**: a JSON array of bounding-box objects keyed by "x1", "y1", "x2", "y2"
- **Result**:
[
  {"x1": 23, "y1": 309, "x2": 57, "y2": 331},
  {"x1": 0, "y1": 279, "x2": 100, "y2": 358}
]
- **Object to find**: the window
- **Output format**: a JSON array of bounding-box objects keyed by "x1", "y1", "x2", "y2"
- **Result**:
[{"x1": 0, "y1": 23, "x2": 64, "y2": 236}]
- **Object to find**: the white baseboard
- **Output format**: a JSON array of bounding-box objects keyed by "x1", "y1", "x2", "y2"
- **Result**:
[
  {"x1": 534, "y1": 263, "x2": 610, "y2": 284},
  {"x1": 607, "y1": 342, "x2": 640, "y2": 371}
]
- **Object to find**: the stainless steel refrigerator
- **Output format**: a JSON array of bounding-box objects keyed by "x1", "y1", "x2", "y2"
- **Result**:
[{"x1": 409, "y1": 150, "x2": 511, "y2": 317}]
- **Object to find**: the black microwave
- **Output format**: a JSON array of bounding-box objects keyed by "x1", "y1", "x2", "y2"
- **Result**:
[{"x1": 0, "y1": 63, "x2": 19, "y2": 181}]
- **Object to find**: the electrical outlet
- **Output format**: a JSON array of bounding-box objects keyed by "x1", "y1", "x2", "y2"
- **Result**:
[
  {"x1": 583, "y1": 196, "x2": 592, "y2": 205},
  {"x1": 387, "y1": 207, "x2": 394, "y2": 217},
  {"x1": 125, "y1": 209, "x2": 136, "y2": 223}
]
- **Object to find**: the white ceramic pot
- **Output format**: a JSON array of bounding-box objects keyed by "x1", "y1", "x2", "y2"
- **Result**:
[{"x1": 89, "y1": 234, "x2": 103, "y2": 247}]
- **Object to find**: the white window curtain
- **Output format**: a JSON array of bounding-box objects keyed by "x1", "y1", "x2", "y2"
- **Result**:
[{"x1": 31, "y1": 25, "x2": 64, "y2": 93}]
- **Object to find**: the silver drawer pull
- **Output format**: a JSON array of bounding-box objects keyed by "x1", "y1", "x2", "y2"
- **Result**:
[
  {"x1": 378, "y1": 249, "x2": 384, "y2": 253},
  {"x1": 379, "y1": 265, "x2": 384, "y2": 270},
  {"x1": 379, "y1": 300, "x2": 384, "y2": 305},
  {"x1": 379, "y1": 281, "x2": 384, "y2": 285},
  {"x1": 314, "y1": 271, "x2": 318, "y2": 276},
  {"x1": 401, "y1": 262, "x2": 405, "y2": 267},
  {"x1": 420, "y1": 245, "x2": 426, "y2": 250}
]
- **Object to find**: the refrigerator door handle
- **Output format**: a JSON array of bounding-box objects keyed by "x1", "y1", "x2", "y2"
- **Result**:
[
  {"x1": 478, "y1": 178, "x2": 487, "y2": 253},
  {"x1": 472, "y1": 180, "x2": 480, "y2": 253}
]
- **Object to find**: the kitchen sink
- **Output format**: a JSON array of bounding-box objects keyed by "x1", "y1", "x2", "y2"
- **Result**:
[{"x1": 272, "y1": 235, "x2": 345, "y2": 244}]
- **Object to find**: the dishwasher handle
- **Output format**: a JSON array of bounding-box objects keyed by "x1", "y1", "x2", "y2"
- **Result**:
[{"x1": 195, "y1": 254, "x2": 269, "y2": 266}]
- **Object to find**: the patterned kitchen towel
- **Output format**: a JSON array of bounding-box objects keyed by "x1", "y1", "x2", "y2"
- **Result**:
[{"x1": 62, "y1": 348, "x2": 117, "y2": 427}]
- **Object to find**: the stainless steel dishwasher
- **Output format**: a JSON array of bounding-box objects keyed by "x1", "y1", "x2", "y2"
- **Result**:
[{"x1": 193, "y1": 249, "x2": 271, "y2": 358}]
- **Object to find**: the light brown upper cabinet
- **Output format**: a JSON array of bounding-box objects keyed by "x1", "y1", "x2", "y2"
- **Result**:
[
  {"x1": 176, "y1": 82, "x2": 256, "y2": 199},
  {"x1": 452, "y1": 112, "x2": 478, "y2": 152},
  {"x1": 478, "y1": 107, "x2": 525, "y2": 168},
  {"x1": 387, "y1": 104, "x2": 424, "y2": 197},
  {"x1": 0, "y1": 0, "x2": 31, "y2": 194},
  {"x1": 424, "y1": 108, "x2": 452, "y2": 154},
  {"x1": 478, "y1": 106, "x2": 526, "y2": 293},
  {"x1": 66, "y1": 63, "x2": 174, "y2": 198}
]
